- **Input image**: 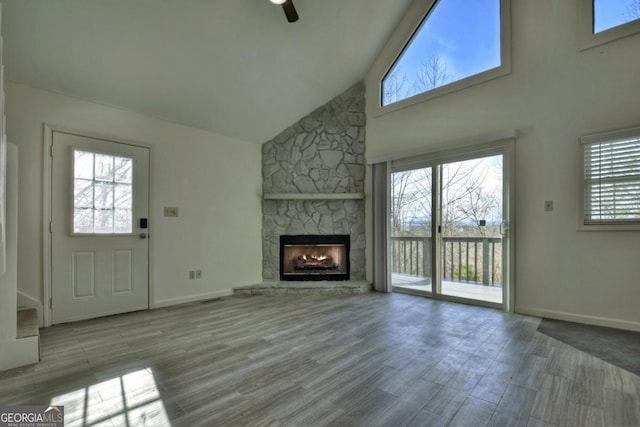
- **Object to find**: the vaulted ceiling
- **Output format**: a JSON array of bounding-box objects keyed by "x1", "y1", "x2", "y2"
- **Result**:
[{"x1": 1, "y1": 0, "x2": 413, "y2": 143}]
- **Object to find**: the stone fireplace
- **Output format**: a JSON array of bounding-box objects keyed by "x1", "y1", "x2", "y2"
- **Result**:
[
  {"x1": 280, "y1": 235, "x2": 350, "y2": 281},
  {"x1": 260, "y1": 82, "x2": 367, "y2": 285}
]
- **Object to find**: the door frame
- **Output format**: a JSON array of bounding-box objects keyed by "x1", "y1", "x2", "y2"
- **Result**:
[
  {"x1": 389, "y1": 138, "x2": 515, "y2": 312},
  {"x1": 42, "y1": 124, "x2": 154, "y2": 327}
]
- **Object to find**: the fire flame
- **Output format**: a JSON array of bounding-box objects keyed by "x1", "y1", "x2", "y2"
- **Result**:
[{"x1": 302, "y1": 254, "x2": 328, "y2": 261}]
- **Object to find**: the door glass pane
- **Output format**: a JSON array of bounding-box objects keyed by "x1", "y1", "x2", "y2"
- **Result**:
[
  {"x1": 73, "y1": 179, "x2": 93, "y2": 208},
  {"x1": 440, "y1": 155, "x2": 503, "y2": 303},
  {"x1": 94, "y1": 154, "x2": 115, "y2": 181},
  {"x1": 94, "y1": 182, "x2": 114, "y2": 209},
  {"x1": 114, "y1": 184, "x2": 132, "y2": 208},
  {"x1": 73, "y1": 150, "x2": 133, "y2": 234},
  {"x1": 73, "y1": 208, "x2": 94, "y2": 234},
  {"x1": 114, "y1": 157, "x2": 133, "y2": 183},
  {"x1": 114, "y1": 209, "x2": 133, "y2": 233},
  {"x1": 94, "y1": 209, "x2": 115, "y2": 234},
  {"x1": 390, "y1": 167, "x2": 433, "y2": 292},
  {"x1": 74, "y1": 151, "x2": 94, "y2": 179}
]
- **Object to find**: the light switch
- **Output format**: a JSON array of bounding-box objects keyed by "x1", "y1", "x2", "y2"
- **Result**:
[{"x1": 164, "y1": 207, "x2": 179, "y2": 217}]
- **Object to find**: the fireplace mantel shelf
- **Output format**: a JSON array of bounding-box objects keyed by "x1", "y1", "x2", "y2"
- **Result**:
[{"x1": 263, "y1": 193, "x2": 365, "y2": 200}]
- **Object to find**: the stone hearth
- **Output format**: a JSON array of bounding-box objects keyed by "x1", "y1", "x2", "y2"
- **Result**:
[{"x1": 233, "y1": 281, "x2": 371, "y2": 296}]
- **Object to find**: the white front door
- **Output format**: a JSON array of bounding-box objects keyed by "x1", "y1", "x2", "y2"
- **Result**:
[{"x1": 51, "y1": 131, "x2": 150, "y2": 324}]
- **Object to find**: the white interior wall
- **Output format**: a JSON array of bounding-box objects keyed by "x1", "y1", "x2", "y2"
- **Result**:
[
  {"x1": 5, "y1": 82, "x2": 263, "y2": 316},
  {"x1": 365, "y1": 0, "x2": 640, "y2": 330}
]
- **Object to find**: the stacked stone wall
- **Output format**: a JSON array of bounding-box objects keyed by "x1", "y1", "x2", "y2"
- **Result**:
[{"x1": 262, "y1": 83, "x2": 366, "y2": 281}]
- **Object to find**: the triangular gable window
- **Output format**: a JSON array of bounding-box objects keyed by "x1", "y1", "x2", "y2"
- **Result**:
[
  {"x1": 593, "y1": 0, "x2": 640, "y2": 33},
  {"x1": 381, "y1": 0, "x2": 507, "y2": 107},
  {"x1": 578, "y1": 0, "x2": 640, "y2": 50}
]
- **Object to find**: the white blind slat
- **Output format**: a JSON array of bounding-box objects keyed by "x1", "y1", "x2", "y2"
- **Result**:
[{"x1": 583, "y1": 134, "x2": 640, "y2": 225}]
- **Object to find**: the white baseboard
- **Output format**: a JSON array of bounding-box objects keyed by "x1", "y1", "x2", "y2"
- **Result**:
[
  {"x1": 516, "y1": 306, "x2": 640, "y2": 332},
  {"x1": 152, "y1": 289, "x2": 233, "y2": 309}
]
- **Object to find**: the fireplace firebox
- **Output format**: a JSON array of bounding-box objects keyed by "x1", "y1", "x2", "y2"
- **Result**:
[{"x1": 280, "y1": 235, "x2": 350, "y2": 281}]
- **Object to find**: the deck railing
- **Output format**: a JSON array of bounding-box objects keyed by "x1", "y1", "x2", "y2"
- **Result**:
[{"x1": 391, "y1": 236, "x2": 502, "y2": 285}]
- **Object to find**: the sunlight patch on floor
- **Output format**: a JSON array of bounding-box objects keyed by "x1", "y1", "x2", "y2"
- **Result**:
[{"x1": 51, "y1": 368, "x2": 170, "y2": 426}]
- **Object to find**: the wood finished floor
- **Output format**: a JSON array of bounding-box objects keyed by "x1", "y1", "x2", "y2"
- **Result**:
[{"x1": 1, "y1": 293, "x2": 639, "y2": 426}]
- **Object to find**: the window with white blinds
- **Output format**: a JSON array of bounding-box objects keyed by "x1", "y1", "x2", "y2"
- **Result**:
[{"x1": 581, "y1": 127, "x2": 640, "y2": 227}]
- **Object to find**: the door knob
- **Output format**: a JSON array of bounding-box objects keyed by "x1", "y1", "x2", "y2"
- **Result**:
[{"x1": 139, "y1": 233, "x2": 147, "y2": 239}]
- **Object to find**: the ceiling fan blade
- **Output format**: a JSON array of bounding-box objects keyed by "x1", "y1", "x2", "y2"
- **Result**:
[{"x1": 281, "y1": 0, "x2": 299, "y2": 23}]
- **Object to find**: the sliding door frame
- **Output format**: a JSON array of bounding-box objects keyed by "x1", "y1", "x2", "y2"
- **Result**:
[{"x1": 388, "y1": 138, "x2": 515, "y2": 312}]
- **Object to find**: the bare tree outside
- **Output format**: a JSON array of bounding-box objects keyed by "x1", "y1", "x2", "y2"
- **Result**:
[
  {"x1": 457, "y1": 188, "x2": 499, "y2": 237},
  {"x1": 390, "y1": 170, "x2": 421, "y2": 235},
  {"x1": 413, "y1": 53, "x2": 450, "y2": 93},
  {"x1": 442, "y1": 160, "x2": 502, "y2": 238},
  {"x1": 382, "y1": 71, "x2": 407, "y2": 106},
  {"x1": 391, "y1": 159, "x2": 501, "y2": 238},
  {"x1": 391, "y1": 156, "x2": 504, "y2": 286},
  {"x1": 391, "y1": 168, "x2": 433, "y2": 235},
  {"x1": 624, "y1": 0, "x2": 640, "y2": 21},
  {"x1": 382, "y1": 53, "x2": 451, "y2": 105}
]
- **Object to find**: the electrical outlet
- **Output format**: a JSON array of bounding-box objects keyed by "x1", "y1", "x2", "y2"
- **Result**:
[
  {"x1": 196, "y1": 270, "x2": 202, "y2": 279},
  {"x1": 189, "y1": 271, "x2": 195, "y2": 280},
  {"x1": 544, "y1": 200, "x2": 554, "y2": 212},
  {"x1": 164, "y1": 207, "x2": 179, "y2": 217}
]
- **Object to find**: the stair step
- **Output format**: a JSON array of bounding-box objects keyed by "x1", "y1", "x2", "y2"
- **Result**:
[{"x1": 17, "y1": 308, "x2": 39, "y2": 339}]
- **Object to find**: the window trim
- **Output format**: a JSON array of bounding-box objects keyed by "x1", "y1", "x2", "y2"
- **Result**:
[
  {"x1": 373, "y1": 0, "x2": 512, "y2": 116},
  {"x1": 578, "y1": 126, "x2": 640, "y2": 231},
  {"x1": 578, "y1": 0, "x2": 640, "y2": 51}
]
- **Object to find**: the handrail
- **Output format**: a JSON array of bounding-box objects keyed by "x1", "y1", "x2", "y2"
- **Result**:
[
  {"x1": 391, "y1": 235, "x2": 503, "y2": 285},
  {"x1": 441, "y1": 236, "x2": 502, "y2": 243}
]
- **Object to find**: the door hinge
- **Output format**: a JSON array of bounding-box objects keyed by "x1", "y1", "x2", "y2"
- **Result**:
[
  {"x1": 438, "y1": 225, "x2": 442, "y2": 233},
  {"x1": 49, "y1": 298, "x2": 53, "y2": 310},
  {"x1": 49, "y1": 222, "x2": 53, "y2": 233},
  {"x1": 50, "y1": 144, "x2": 54, "y2": 158}
]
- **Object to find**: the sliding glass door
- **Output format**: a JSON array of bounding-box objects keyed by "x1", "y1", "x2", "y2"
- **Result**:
[
  {"x1": 390, "y1": 166, "x2": 434, "y2": 293},
  {"x1": 390, "y1": 143, "x2": 512, "y2": 309},
  {"x1": 439, "y1": 155, "x2": 504, "y2": 304}
]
